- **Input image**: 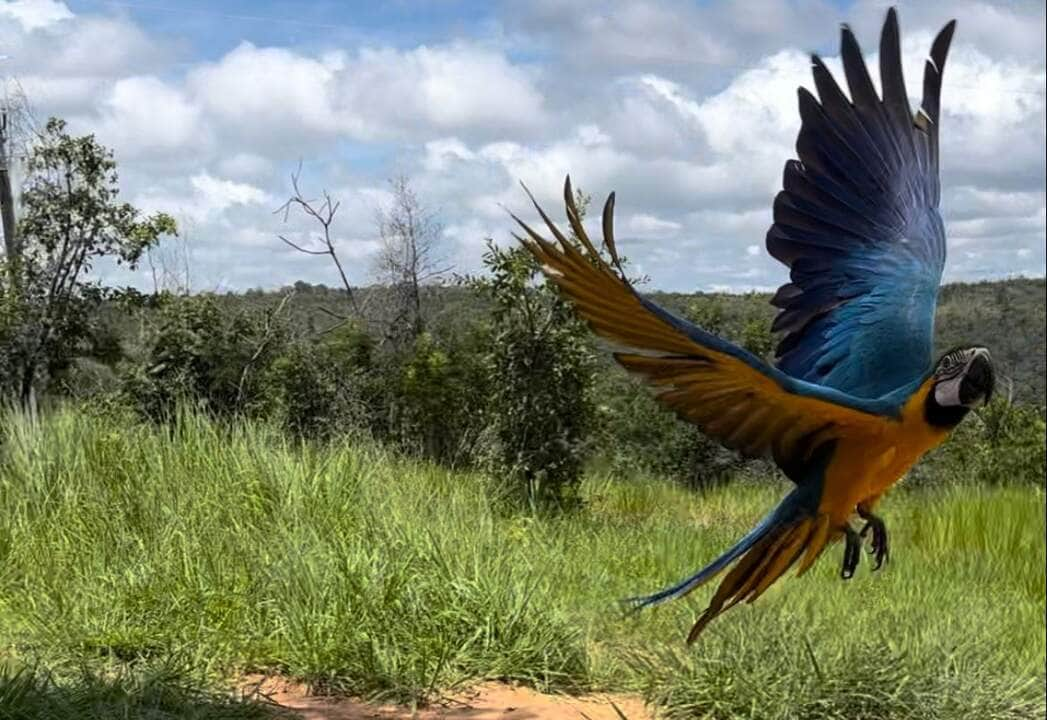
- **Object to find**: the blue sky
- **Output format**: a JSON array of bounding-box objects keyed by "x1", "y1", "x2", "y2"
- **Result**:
[
  {"x1": 67, "y1": 1, "x2": 499, "y2": 60},
  {"x1": 2, "y1": 0, "x2": 1045, "y2": 293}
]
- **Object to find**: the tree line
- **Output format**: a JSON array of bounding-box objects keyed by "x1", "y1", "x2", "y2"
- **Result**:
[{"x1": 2, "y1": 115, "x2": 1044, "y2": 507}]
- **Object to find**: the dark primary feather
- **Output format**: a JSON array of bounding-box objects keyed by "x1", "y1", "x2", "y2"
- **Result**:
[{"x1": 767, "y1": 8, "x2": 957, "y2": 399}]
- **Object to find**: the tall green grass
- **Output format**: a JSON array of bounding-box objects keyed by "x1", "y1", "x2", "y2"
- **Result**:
[{"x1": 1, "y1": 408, "x2": 1043, "y2": 719}]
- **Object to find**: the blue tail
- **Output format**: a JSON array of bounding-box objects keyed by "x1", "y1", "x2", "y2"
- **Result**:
[{"x1": 624, "y1": 486, "x2": 809, "y2": 611}]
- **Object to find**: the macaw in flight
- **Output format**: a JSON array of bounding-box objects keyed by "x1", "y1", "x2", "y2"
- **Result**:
[{"x1": 513, "y1": 8, "x2": 995, "y2": 643}]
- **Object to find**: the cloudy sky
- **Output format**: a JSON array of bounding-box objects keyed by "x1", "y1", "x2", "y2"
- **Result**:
[{"x1": 1, "y1": 0, "x2": 1044, "y2": 293}]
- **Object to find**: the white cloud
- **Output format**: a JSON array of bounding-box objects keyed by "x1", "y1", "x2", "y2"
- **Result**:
[
  {"x1": 6, "y1": 11, "x2": 176, "y2": 119},
  {"x1": 92, "y1": 76, "x2": 206, "y2": 159},
  {"x1": 627, "y1": 213, "x2": 682, "y2": 239},
  {"x1": 186, "y1": 40, "x2": 547, "y2": 148},
  {"x1": 135, "y1": 173, "x2": 273, "y2": 225},
  {"x1": 0, "y1": 0, "x2": 71, "y2": 31},
  {"x1": 48, "y1": 16, "x2": 163, "y2": 76},
  {"x1": 686, "y1": 50, "x2": 804, "y2": 158},
  {"x1": 3, "y1": 0, "x2": 1041, "y2": 291},
  {"x1": 945, "y1": 187, "x2": 1046, "y2": 221},
  {"x1": 190, "y1": 173, "x2": 272, "y2": 210},
  {"x1": 424, "y1": 138, "x2": 477, "y2": 172},
  {"x1": 341, "y1": 43, "x2": 546, "y2": 136},
  {"x1": 187, "y1": 43, "x2": 343, "y2": 143},
  {"x1": 217, "y1": 153, "x2": 275, "y2": 182}
]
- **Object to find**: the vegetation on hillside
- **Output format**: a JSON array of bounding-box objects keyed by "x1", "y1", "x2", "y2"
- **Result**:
[
  {"x1": 0, "y1": 114, "x2": 1044, "y2": 719},
  {"x1": 0, "y1": 116, "x2": 1040, "y2": 500},
  {"x1": 0, "y1": 409, "x2": 1043, "y2": 719}
]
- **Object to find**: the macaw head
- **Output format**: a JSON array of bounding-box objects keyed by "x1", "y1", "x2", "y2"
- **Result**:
[{"x1": 927, "y1": 347, "x2": 995, "y2": 426}]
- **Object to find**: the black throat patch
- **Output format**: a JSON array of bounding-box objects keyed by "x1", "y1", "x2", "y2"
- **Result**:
[{"x1": 924, "y1": 388, "x2": 970, "y2": 428}]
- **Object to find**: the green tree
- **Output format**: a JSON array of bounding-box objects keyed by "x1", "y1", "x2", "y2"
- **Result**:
[
  {"x1": 470, "y1": 189, "x2": 597, "y2": 508},
  {"x1": 385, "y1": 330, "x2": 488, "y2": 464},
  {"x1": 262, "y1": 326, "x2": 374, "y2": 441},
  {"x1": 740, "y1": 316, "x2": 774, "y2": 358},
  {"x1": 0, "y1": 117, "x2": 176, "y2": 409},
  {"x1": 685, "y1": 295, "x2": 726, "y2": 335}
]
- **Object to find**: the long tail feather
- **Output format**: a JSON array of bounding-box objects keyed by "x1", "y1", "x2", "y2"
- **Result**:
[
  {"x1": 624, "y1": 486, "x2": 809, "y2": 611},
  {"x1": 686, "y1": 514, "x2": 831, "y2": 644}
]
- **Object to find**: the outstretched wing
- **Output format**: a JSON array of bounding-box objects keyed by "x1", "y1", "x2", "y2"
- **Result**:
[
  {"x1": 767, "y1": 9, "x2": 956, "y2": 399},
  {"x1": 514, "y1": 179, "x2": 901, "y2": 481}
]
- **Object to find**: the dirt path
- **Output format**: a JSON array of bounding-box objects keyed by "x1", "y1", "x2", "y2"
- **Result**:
[{"x1": 243, "y1": 676, "x2": 655, "y2": 720}]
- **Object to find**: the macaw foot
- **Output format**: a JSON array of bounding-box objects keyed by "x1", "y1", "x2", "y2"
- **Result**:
[
  {"x1": 858, "y1": 507, "x2": 889, "y2": 570},
  {"x1": 840, "y1": 524, "x2": 861, "y2": 580}
]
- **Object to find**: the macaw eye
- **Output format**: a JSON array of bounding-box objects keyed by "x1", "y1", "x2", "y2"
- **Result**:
[{"x1": 936, "y1": 350, "x2": 971, "y2": 379}]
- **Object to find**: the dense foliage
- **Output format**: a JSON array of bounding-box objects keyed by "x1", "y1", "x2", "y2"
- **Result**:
[
  {"x1": 31, "y1": 272, "x2": 1040, "y2": 500},
  {"x1": 72, "y1": 275, "x2": 1042, "y2": 495},
  {"x1": 470, "y1": 237, "x2": 596, "y2": 507},
  {"x1": 0, "y1": 409, "x2": 1042, "y2": 719}
]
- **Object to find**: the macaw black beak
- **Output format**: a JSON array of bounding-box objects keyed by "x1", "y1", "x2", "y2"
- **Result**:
[{"x1": 960, "y1": 350, "x2": 995, "y2": 407}]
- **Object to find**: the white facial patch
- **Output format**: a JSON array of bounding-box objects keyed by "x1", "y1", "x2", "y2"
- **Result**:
[{"x1": 934, "y1": 375, "x2": 964, "y2": 407}]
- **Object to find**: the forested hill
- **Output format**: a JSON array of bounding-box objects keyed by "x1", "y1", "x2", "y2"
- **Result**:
[{"x1": 227, "y1": 276, "x2": 1045, "y2": 407}]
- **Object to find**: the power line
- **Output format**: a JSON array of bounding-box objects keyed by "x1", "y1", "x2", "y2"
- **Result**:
[{"x1": 78, "y1": 0, "x2": 371, "y2": 32}]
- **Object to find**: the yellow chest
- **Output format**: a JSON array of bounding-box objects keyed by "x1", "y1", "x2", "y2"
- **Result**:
[{"x1": 818, "y1": 379, "x2": 950, "y2": 522}]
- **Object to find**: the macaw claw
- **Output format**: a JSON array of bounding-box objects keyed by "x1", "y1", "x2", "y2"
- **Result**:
[
  {"x1": 858, "y1": 509, "x2": 890, "y2": 570},
  {"x1": 840, "y1": 524, "x2": 861, "y2": 580}
]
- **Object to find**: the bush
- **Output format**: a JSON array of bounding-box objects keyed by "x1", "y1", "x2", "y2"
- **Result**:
[
  {"x1": 119, "y1": 294, "x2": 289, "y2": 420},
  {"x1": 259, "y1": 320, "x2": 377, "y2": 441},
  {"x1": 383, "y1": 329, "x2": 491, "y2": 466},
  {"x1": 263, "y1": 343, "x2": 361, "y2": 441},
  {"x1": 908, "y1": 396, "x2": 1046, "y2": 487},
  {"x1": 472, "y1": 237, "x2": 596, "y2": 508}
]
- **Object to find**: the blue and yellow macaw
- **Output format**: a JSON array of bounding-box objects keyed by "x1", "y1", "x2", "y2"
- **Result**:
[{"x1": 513, "y1": 8, "x2": 996, "y2": 643}]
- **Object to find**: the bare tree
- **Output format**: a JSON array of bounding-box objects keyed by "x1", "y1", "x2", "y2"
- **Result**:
[
  {"x1": 0, "y1": 111, "x2": 17, "y2": 273},
  {"x1": 276, "y1": 164, "x2": 361, "y2": 327},
  {"x1": 147, "y1": 218, "x2": 194, "y2": 295},
  {"x1": 373, "y1": 175, "x2": 449, "y2": 347}
]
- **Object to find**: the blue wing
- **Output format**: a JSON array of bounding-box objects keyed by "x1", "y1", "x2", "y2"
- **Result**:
[{"x1": 767, "y1": 9, "x2": 956, "y2": 399}]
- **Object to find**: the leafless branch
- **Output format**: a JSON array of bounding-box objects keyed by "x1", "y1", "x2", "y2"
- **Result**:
[
  {"x1": 317, "y1": 304, "x2": 348, "y2": 320},
  {"x1": 277, "y1": 234, "x2": 328, "y2": 256},
  {"x1": 275, "y1": 162, "x2": 361, "y2": 317},
  {"x1": 146, "y1": 222, "x2": 194, "y2": 295},
  {"x1": 317, "y1": 317, "x2": 352, "y2": 336}
]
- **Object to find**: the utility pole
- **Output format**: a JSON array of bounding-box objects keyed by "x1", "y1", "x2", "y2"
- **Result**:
[
  {"x1": 0, "y1": 107, "x2": 18, "y2": 269},
  {"x1": 1, "y1": 51, "x2": 20, "y2": 282}
]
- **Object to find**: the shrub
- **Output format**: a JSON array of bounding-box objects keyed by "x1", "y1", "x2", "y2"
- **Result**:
[
  {"x1": 383, "y1": 329, "x2": 490, "y2": 466},
  {"x1": 471, "y1": 235, "x2": 596, "y2": 509},
  {"x1": 591, "y1": 367, "x2": 754, "y2": 488},
  {"x1": 908, "y1": 396, "x2": 1046, "y2": 487},
  {"x1": 119, "y1": 294, "x2": 289, "y2": 420},
  {"x1": 262, "y1": 341, "x2": 367, "y2": 441}
]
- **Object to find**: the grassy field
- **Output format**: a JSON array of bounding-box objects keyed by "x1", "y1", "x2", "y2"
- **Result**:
[{"x1": 0, "y1": 409, "x2": 1043, "y2": 719}]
